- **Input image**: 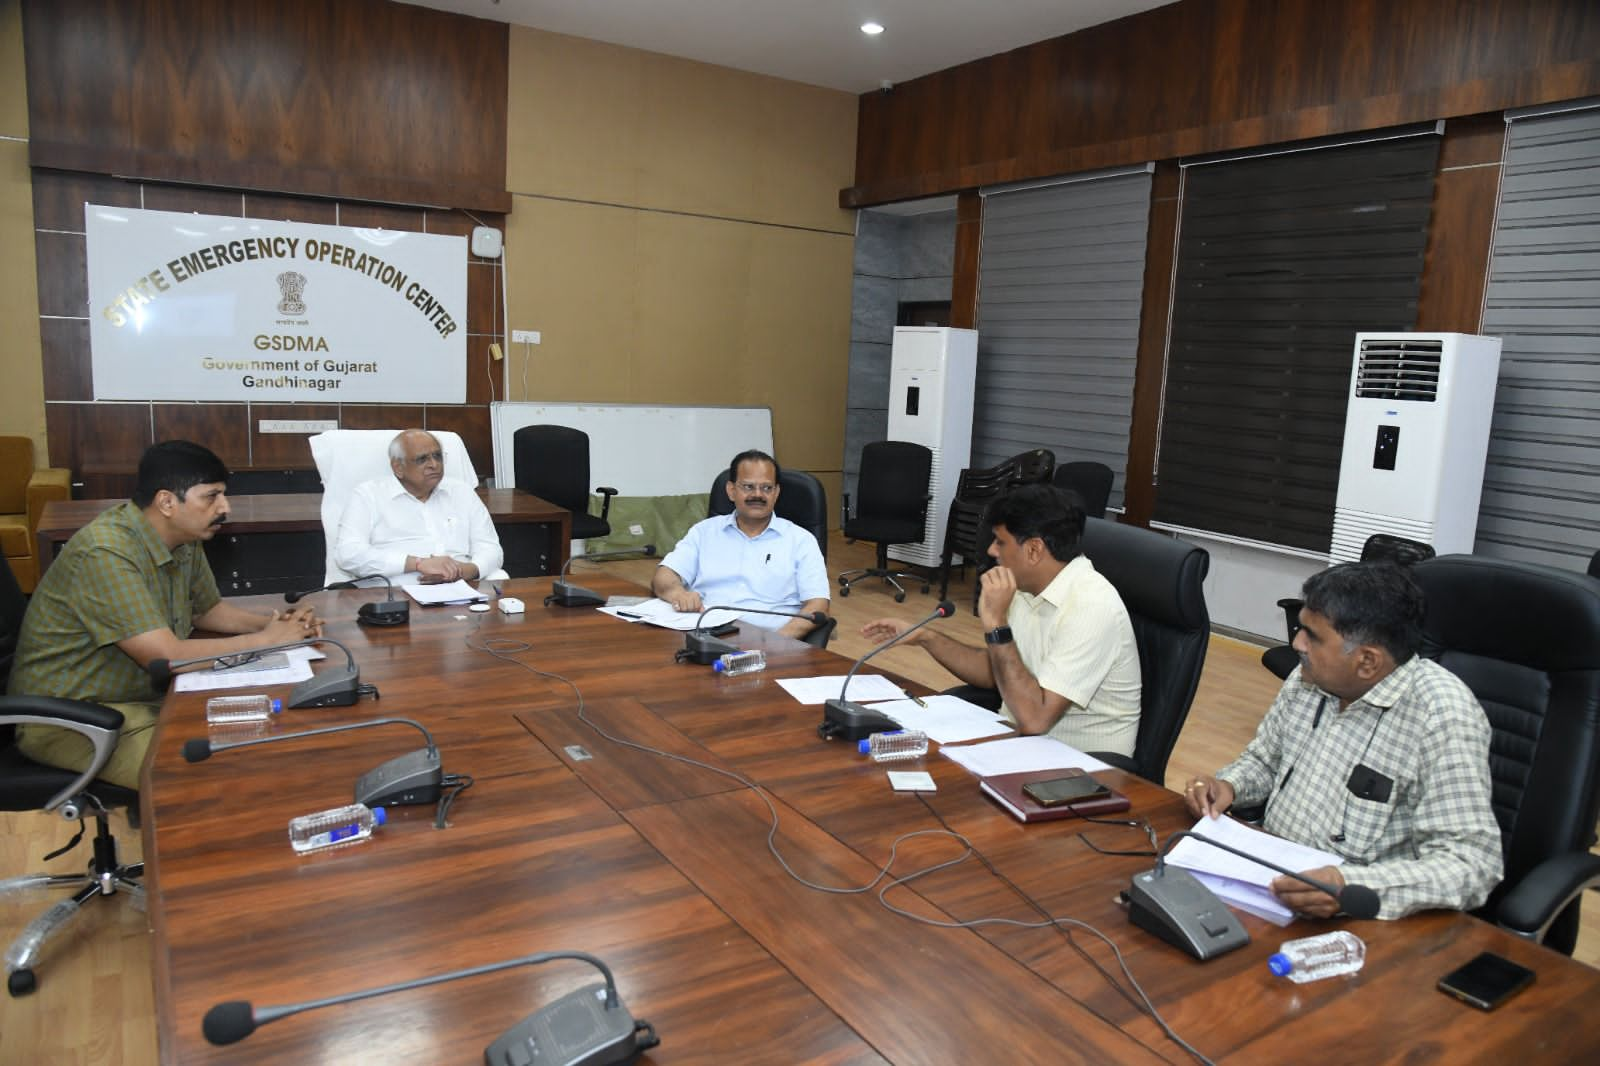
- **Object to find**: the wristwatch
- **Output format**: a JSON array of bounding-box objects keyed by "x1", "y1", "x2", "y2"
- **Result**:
[{"x1": 984, "y1": 625, "x2": 1014, "y2": 646}]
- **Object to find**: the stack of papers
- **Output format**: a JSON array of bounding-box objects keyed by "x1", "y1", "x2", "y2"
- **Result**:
[
  {"x1": 402, "y1": 580, "x2": 488, "y2": 605},
  {"x1": 939, "y1": 735, "x2": 1112, "y2": 776},
  {"x1": 596, "y1": 598, "x2": 740, "y2": 631},
  {"x1": 775, "y1": 674, "x2": 907, "y2": 704},
  {"x1": 173, "y1": 647, "x2": 326, "y2": 692},
  {"x1": 1165, "y1": 815, "x2": 1345, "y2": 926},
  {"x1": 860, "y1": 694, "x2": 1013, "y2": 745}
]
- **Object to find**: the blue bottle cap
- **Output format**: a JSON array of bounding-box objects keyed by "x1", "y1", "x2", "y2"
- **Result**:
[
  {"x1": 857, "y1": 739, "x2": 871, "y2": 754},
  {"x1": 712, "y1": 659, "x2": 727, "y2": 672},
  {"x1": 1267, "y1": 953, "x2": 1292, "y2": 976},
  {"x1": 269, "y1": 698, "x2": 283, "y2": 713},
  {"x1": 371, "y1": 806, "x2": 387, "y2": 826}
]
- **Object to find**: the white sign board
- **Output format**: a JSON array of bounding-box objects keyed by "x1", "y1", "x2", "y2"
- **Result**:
[{"x1": 85, "y1": 205, "x2": 467, "y2": 402}]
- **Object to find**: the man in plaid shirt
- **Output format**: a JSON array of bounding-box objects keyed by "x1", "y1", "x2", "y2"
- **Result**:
[{"x1": 1184, "y1": 562, "x2": 1501, "y2": 920}]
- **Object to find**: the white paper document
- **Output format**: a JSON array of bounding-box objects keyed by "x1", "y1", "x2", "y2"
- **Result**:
[
  {"x1": 596, "y1": 597, "x2": 741, "y2": 631},
  {"x1": 403, "y1": 580, "x2": 488, "y2": 605},
  {"x1": 775, "y1": 674, "x2": 907, "y2": 705},
  {"x1": 938, "y1": 735, "x2": 1113, "y2": 776},
  {"x1": 861, "y1": 695, "x2": 1014, "y2": 745},
  {"x1": 1166, "y1": 815, "x2": 1345, "y2": 926},
  {"x1": 173, "y1": 647, "x2": 326, "y2": 692}
]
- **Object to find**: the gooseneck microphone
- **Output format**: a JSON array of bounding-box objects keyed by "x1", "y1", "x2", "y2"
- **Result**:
[
  {"x1": 547, "y1": 545, "x2": 658, "y2": 608},
  {"x1": 1155, "y1": 829, "x2": 1381, "y2": 920},
  {"x1": 678, "y1": 604, "x2": 831, "y2": 664},
  {"x1": 287, "y1": 574, "x2": 409, "y2": 627},
  {"x1": 818, "y1": 600, "x2": 954, "y2": 742},
  {"x1": 147, "y1": 636, "x2": 377, "y2": 709},
  {"x1": 183, "y1": 717, "x2": 441, "y2": 808},
  {"x1": 202, "y1": 949, "x2": 660, "y2": 1064}
]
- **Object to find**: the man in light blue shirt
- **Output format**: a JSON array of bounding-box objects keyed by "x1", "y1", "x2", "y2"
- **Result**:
[{"x1": 652, "y1": 450, "x2": 829, "y2": 640}]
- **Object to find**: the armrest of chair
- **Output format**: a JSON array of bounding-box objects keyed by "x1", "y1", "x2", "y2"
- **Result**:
[
  {"x1": 594, "y1": 486, "x2": 618, "y2": 522},
  {"x1": 26, "y1": 467, "x2": 71, "y2": 533},
  {"x1": 1276, "y1": 597, "x2": 1304, "y2": 641},
  {"x1": 1495, "y1": 851, "x2": 1600, "y2": 943},
  {"x1": 840, "y1": 491, "x2": 852, "y2": 528},
  {"x1": 0, "y1": 696, "x2": 126, "y2": 812}
]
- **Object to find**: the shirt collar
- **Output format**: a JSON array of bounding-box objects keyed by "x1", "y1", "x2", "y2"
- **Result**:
[
  {"x1": 385, "y1": 476, "x2": 454, "y2": 503},
  {"x1": 1018, "y1": 553, "x2": 1091, "y2": 609},
  {"x1": 717, "y1": 511, "x2": 778, "y2": 540},
  {"x1": 123, "y1": 502, "x2": 176, "y2": 568},
  {"x1": 1350, "y1": 654, "x2": 1425, "y2": 712}
]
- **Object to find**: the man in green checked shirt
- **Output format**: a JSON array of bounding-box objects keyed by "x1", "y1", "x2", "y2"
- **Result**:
[{"x1": 8, "y1": 441, "x2": 322, "y2": 788}]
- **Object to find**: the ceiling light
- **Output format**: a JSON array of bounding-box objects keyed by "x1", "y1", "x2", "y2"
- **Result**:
[{"x1": 861, "y1": 22, "x2": 884, "y2": 36}]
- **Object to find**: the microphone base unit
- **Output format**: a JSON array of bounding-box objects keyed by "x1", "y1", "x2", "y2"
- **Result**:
[
  {"x1": 484, "y1": 983, "x2": 659, "y2": 1066},
  {"x1": 818, "y1": 699, "x2": 902, "y2": 742},
  {"x1": 354, "y1": 747, "x2": 444, "y2": 808},
  {"x1": 546, "y1": 579, "x2": 606, "y2": 609},
  {"x1": 677, "y1": 629, "x2": 740, "y2": 665},
  {"x1": 357, "y1": 600, "x2": 410, "y2": 627},
  {"x1": 287, "y1": 667, "x2": 371, "y2": 709},
  {"x1": 1125, "y1": 866, "x2": 1250, "y2": 961}
]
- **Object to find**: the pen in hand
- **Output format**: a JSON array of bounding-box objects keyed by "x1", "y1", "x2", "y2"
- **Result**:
[{"x1": 910, "y1": 693, "x2": 928, "y2": 707}]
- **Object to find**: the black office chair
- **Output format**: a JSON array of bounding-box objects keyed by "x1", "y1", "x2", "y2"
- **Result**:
[
  {"x1": 1261, "y1": 534, "x2": 1435, "y2": 680},
  {"x1": 0, "y1": 556, "x2": 142, "y2": 997},
  {"x1": 707, "y1": 467, "x2": 829, "y2": 561},
  {"x1": 942, "y1": 519, "x2": 1210, "y2": 785},
  {"x1": 512, "y1": 425, "x2": 617, "y2": 541},
  {"x1": 838, "y1": 441, "x2": 933, "y2": 602},
  {"x1": 1052, "y1": 461, "x2": 1114, "y2": 520},
  {"x1": 1588, "y1": 549, "x2": 1599, "y2": 579},
  {"x1": 1411, "y1": 554, "x2": 1600, "y2": 955},
  {"x1": 936, "y1": 457, "x2": 1015, "y2": 600}
]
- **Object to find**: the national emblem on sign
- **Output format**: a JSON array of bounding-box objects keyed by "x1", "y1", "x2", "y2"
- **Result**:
[{"x1": 276, "y1": 270, "x2": 308, "y2": 315}]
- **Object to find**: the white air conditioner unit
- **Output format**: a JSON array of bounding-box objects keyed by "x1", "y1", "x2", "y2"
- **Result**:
[
  {"x1": 1329, "y1": 332, "x2": 1502, "y2": 562},
  {"x1": 885, "y1": 326, "x2": 978, "y2": 568}
]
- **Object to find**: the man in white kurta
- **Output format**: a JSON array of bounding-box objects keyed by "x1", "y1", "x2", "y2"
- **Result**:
[{"x1": 334, "y1": 429, "x2": 502, "y2": 583}]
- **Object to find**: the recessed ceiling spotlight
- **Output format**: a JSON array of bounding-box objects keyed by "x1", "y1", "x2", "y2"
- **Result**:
[{"x1": 861, "y1": 22, "x2": 885, "y2": 36}]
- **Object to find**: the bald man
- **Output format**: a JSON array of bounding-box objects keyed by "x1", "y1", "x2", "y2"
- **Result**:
[{"x1": 333, "y1": 429, "x2": 503, "y2": 583}]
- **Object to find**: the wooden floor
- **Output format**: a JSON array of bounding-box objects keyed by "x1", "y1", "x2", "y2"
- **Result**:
[{"x1": 4, "y1": 530, "x2": 1597, "y2": 1062}]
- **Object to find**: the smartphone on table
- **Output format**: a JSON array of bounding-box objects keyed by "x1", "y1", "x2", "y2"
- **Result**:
[
  {"x1": 1021, "y1": 773, "x2": 1112, "y2": 808},
  {"x1": 1437, "y1": 952, "x2": 1535, "y2": 1010}
]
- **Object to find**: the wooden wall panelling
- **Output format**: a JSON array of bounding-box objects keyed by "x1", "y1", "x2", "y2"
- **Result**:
[
  {"x1": 21, "y1": 0, "x2": 511, "y2": 212},
  {"x1": 33, "y1": 230, "x2": 87, "y2": 318},
  {"x1": 47, "y1": 403, "x2": 153, "y2": 498},
  {"x1": 844, "y1": 0, "x2": 1600, "y2": 206},
  {"x1": 422, "y1": 405, "x2": 492, "y2": 476},
  {"x1": 140, "y1": 184, "x2": 243, "y2": 217},
  {"x1": 335, "y1": 202, "x2": 425, "y2": 232},
  {"x1": 39, "y1": 318, "x2": 90, "y2": 402},
  {"x1": 243, "y1": 194, "x2": 340, "y2": 225},
  {"x1": 247, "y1": 404, "x2": 340, "y2": 467},
  {"x1": 339, "y1": 406, "x2": 426, "y2": 432},
  {"x1": 30, "y1": 168, "x2": 139, "y2": 230},
  {"x1": 950, "y1": 191, "x2": 982, "y2": 330},
  {"x1": 467, "y1": 262, "x2": 501, "y2": 346},
  {"x1": 151, "y1": 404, "x2": 250, "y2": 468},
  {"x1": 1122, "y1": 161, "x2": 1181, "y2": 528},
  {"x1": 1416, "y1": 112, "x2": 1507, "y2": 333}
]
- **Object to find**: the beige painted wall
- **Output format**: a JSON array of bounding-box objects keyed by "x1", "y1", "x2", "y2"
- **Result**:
[
  {"x1": 504, "y1": 27, "x2": 857, "y2": 502},
  {"x1": 0, "y1": 0, "x2": 47, "y2": 463}
]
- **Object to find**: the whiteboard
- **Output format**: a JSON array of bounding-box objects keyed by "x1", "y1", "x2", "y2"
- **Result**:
[{"x1": 489, "y1": 402, "x2": 775, "y2": 496}]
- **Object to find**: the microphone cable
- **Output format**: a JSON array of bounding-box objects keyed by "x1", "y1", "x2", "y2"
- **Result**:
[{"x1": 461, "y1": 621, "x2": 1213, "y2": 1066}]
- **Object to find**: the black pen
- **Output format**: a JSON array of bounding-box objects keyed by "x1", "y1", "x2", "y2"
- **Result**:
[
  {"x1": 617, "y1": 611, "x2": 644, "y2": 620},
  {"x1": 765, "y1": 553, "x2": 771, "y2": 563}
]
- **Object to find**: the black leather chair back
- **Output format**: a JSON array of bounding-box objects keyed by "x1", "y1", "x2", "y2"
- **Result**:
[
  {"x1": 1009, "y1": 448, "x2": 1056, "y2": 486},
  {"x1": 1413, "y1": 554, "x2": 1600, "y2": 952},
  {"x1": 708, "y1": 467, "x2": 829, "y2": 561},
  {"x1": 0, "y1": 550, "x2": 25, "y2": 689},
  {"x1": 1079, "y1": 517, "x2": 1211, "y2": 784},
  {"x1": 513, "y1": 425, "x2": 608, "y2": 539},
  {"x1": 844, "y1": 442, "x2": 931, "y2": 544},
  {"x1": 1053, "y1": 461, "x2": 1114, "y2": 520}
]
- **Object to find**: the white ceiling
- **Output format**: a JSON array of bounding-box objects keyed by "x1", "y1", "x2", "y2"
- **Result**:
[{"x1": 402, "y1": 0, "x2": 1174, "y2": 94}]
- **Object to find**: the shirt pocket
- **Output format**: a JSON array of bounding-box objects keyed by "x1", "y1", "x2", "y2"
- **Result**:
[
  {"x1": 747, "y1": 548, "x2": 796, "y2": 603},
  {"x1": 1339, "y1": 793, "x2": 1401, "y2": 860}
]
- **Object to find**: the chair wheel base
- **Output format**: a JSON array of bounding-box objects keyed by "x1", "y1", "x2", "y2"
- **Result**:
[
  {"x1": 894, "y1": 592, "x2": 906, "y2": 603},
  {"x1": 839, "y1": 586, "x2": 850, "y2": 597},
  {"x1": 8, "y1": 968, "x2": 36, "y2": 997}
]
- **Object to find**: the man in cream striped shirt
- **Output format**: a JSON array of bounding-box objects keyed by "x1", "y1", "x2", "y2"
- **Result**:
[{"x1": 861, "y1": 484, "x2": 1142, "y2": 757}]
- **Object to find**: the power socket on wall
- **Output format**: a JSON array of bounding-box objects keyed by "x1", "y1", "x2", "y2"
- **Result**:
[{"x1": 511, "y1": 330, "x2": 541, "y2": 344}]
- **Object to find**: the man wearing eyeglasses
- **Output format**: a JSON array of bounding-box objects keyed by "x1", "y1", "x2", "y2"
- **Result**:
[
  {"x1": 333, "y1": 429, "x2": 502, "y2": 584},
  {"x1": 651, "y1": 450, "x2": 829, "y2": 640}
]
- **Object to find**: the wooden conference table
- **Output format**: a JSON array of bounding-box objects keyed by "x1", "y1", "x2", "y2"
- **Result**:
[
  {"x1": 36, "y1": 489, "x2": 572, "y2": 593},
  {"x1": 139, "y1": 576, "x2": 1600, "y2": 1064}
]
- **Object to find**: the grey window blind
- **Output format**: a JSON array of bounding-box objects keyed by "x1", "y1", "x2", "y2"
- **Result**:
[
  {"x1": 1153, "y1": 134, "x2": 1441, "y2": 552},
  {"x1": 1476, "y1": 104, "x2": 1600, "y2": 571},
  {"x1": 972, "y1": 170, "x2": 1153, "y2": 509}
]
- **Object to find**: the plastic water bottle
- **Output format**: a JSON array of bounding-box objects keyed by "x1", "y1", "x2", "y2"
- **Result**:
[
  {"x1": 1268, "y1": 931, "x2": 1366, "y2": 983},
  {"x1": 288, "y1": 803, "x2": 387, "y2": 854},
  {"x1": 712, "y1": 650, "x2": 766, "y2": 676},
  {"x1": 206, "y1": 694, "x2": 282, "y2": 725},
  {"x1": 857, "y1": 729, "x2": 930, "y2": 762}
]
